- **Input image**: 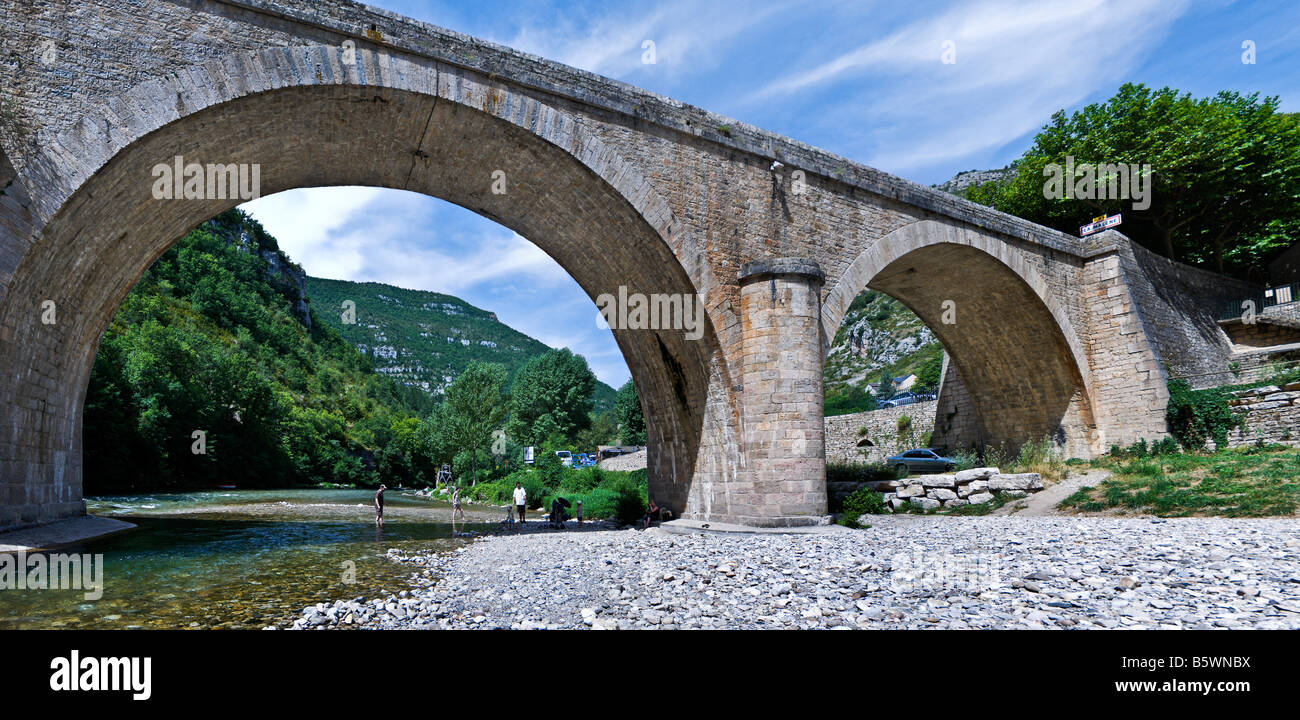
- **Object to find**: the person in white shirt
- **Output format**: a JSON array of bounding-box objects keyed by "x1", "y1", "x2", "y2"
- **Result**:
[{"x1": 513, "y1": 482, "x2": 528, "y2": 525}]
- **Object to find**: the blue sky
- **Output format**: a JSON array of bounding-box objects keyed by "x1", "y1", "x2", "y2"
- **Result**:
[{"x1": 241, "y1": 0, "x2": 1300, "y2": 388}]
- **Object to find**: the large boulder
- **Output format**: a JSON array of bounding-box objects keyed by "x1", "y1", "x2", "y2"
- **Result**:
[
  {"x1": 966, "y1": 492, "x2": 994, "y2": 505},
  {"x1": 957, "y1": 480, "x2": 989, "y2": 498},
  {"x1": 989, "y1": 473, "x2": 1043, "y2": 491},
  {"x1": 910, "y1": 497, "x2": 940, "y2": 511},
  {"x1": 897, "y1": 484, "x2": 926, "y2": 498},
  {"x1": 955, "y1": 467, "x2": 999, "y2": 484},
  {"x1": 922, "y1": 474, "x2": 956, "y2": 488},
  {"x1": 928, "y1": 488, "x2": 958, "y2": 502}
]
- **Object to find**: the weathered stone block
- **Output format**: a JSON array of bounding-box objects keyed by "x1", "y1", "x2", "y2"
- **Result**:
[
  {"x1": 988, "y1": 473, "x2": 1042, "y2": 491},
  {"x1": 955, "y1": 467, "x2": 999, "y2": 484},
  {"x1": 921, "y1": 474, "x2": 956, "y2": 488},
  {"x1": 957, "y1": 480, "x2": 989, "y2": 498}
]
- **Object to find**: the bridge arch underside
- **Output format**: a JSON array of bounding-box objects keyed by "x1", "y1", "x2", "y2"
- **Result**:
[
  {"x1": 0, "y1": 81, "x2": 721, "y2": 529},
  {"x1": 856, "y1": 242, "x2": 1096, "y2": 459}
]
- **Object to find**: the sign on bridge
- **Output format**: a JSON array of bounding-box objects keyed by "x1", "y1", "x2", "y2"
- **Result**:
[{"x1": 1080, "y1": 214, "x2": 1122, "y2": 237}]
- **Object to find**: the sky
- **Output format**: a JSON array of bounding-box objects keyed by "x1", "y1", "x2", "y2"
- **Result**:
[{"x1": 240, "y1": 0, "x2": 1300, "y2": 388}]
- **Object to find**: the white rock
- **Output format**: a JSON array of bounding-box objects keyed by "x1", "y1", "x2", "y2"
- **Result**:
[
  {"x1": 989, "y1": 473, "x2": 1042, "y2": 491},
  {"x1": 922, "y1": 474, "x2": 956, "y2": 488},
  {"x1": 958, "y1": 480, "x2": 989, "y2": 498},
  {"x1": 966, "y1": 492, "x2": 994, "y2": 505},
  {"x1": 955, "y1": 467, "x2": 999, "y2": 484}
]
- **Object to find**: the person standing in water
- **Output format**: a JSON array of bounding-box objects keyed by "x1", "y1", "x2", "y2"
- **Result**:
[
  {"x1": 451, "y1": 485, "x2": 467, "y2": 527},
  {"x1": 374, "y1": 484, "x2": 386, "y2": 525}
]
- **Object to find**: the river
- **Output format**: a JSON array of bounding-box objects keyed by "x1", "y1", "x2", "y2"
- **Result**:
[{"x1": 0, "y1": 488, "x2": 499, "y2": 629}]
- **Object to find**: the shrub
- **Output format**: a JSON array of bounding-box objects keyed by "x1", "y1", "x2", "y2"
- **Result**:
[
  {"x1": 539, "y1": 469, "x2": 648, "y2": 525},
  {"x1": 565, "y1": 466, "x2": 605, "y2": 493},
  {"x1": 826, "y1": 462, "x2": 895, "y2": 485},
  {"x1": 838, "y1": 487, "x2": 886, "y2": 528},
  {"x1": 1165, "y1": 378, "x2": 1241, "y2": 450}
]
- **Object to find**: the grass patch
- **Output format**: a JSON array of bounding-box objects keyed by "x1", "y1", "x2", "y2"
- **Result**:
[{"x1": 1059, "y1": 445, "x2": 1300, "y2": 517}]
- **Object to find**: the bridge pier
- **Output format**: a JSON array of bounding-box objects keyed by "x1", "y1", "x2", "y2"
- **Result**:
[{"x1": 732, "y1": 258, "x2": 829, "y2": 526}]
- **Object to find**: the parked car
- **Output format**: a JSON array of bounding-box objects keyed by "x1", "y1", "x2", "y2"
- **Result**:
[
  {"x1": 554, "y1": 450, "x2": 573, "y2": 467},
  {"x1": 879, "y1": 391, "x2": 935, "y2": 408},
  {"x1": 885, "y1": 448, "x2": 956, "y2": 476}
]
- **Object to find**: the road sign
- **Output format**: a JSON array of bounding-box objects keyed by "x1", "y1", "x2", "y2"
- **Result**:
[{"x1": 1080, "y1": 214, "x2": 1122, "y2": 236}]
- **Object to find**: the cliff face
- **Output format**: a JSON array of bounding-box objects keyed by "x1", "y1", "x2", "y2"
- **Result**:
[
  {"x1": 202, "y1": 209, "x2": 312, "y2": 331},
  {"x1": 933, "y1": 167, "x2": 1017, "y2": 195},
  {"x1": 825, "y1": 290, "x2": 941, "y2": 392},
  {"x1": 259, "y1": 248, "x2": 312, "y2": 331}
]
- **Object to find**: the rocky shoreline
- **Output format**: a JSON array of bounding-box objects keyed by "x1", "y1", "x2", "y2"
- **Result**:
[{"x1": 289, "y1": 515, "x2": 1300, "y2": 630}]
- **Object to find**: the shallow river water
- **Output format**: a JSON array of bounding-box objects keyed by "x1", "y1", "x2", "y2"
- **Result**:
[{"x1": 0, "y1": 489, "x2": 497, "y2": 629}]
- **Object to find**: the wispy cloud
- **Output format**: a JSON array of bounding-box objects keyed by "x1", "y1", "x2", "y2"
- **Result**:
[
  {"x1": 502, "y1": 0, "x2": 791, "y2": 81},
  {"x1": 749, "y1": 0, "x2": 1191, "y2": 175}
]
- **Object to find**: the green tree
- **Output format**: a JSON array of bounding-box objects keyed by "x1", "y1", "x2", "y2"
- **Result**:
[
  {"x1": 505, "y1": 348, "x2": 596, "y2": 446},
  {"x1": 876, "y1": 373, "x2": 895, "y2": 399},
  {"x1": 614, "y1": 379, "x2": 646, "y2": 445},
  {"x1": 442, "y1": 362, "x2": 509, "y2": 485},
  {"x1": 963, "y1": 83, "x2": 1300, "y2": 277},
  {"x1": 575, "y1": 410, "x2": 619, "y2": 451}
]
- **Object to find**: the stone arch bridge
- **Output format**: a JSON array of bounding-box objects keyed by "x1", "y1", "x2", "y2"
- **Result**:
[{"x1": 0, "y1": 0, "x2": 1248, "y2": 530}]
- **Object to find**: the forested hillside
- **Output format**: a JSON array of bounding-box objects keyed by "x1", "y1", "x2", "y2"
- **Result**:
[
  {"x1": 306, "y1": 276, "x2": 617, "y2": 413},
  {"x1": 82, "y1": 209, "x2": 624, "y2": 491},
  {"x1": 83, "y1": 210, "x2": 434, "y2": 491}
]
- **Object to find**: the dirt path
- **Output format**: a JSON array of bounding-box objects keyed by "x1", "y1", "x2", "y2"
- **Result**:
[{"x1": 993, "y1": 468, "x2": 1112, "y2": 516}]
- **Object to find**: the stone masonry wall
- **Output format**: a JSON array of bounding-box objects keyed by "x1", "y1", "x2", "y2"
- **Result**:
[
  {"x1": 824, "y1": 401, "x2": 938, "y2": 465},
  {"x1": 1220, "y1": 382, "x2": 1300, "y2": 449}
]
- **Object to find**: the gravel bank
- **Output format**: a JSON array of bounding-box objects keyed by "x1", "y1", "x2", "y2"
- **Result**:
[
  {"x1": 291, "y1": 516, "x2": 1300, "y2": 630},
  {"x1": 598, "y1": 449, "x2": 647, "y2": 471}
]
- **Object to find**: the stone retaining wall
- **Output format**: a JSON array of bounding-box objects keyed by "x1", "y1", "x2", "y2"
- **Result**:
[
  {"x1": 840, "y1": 467, "x2": 1043, "y2": 513},
  {"x1": 1220, "y1": 382, "x2": 1300, "y2": 448},
  {"x1": 824, "y1": 401, "x2": 939, "y2": 464}
]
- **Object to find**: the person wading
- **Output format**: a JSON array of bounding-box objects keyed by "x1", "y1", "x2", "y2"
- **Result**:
[{"x1": 375, "y1": 484, "x2": 386, "y2": 526}]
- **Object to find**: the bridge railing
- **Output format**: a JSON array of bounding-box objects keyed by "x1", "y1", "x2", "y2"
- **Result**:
[{"x1": 1214, "y1": 282, "x2": 1299, "y2": 322}]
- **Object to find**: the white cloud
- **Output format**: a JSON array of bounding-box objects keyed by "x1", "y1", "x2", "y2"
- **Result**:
[
  {"x1": 751, "y1": 0, "x2": 1191, "y2": 175},
  {"x1": 504, "y1": 0, "x2": 788, "y2": 80}
]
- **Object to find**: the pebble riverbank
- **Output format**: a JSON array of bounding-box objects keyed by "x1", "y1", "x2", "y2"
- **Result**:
[{"x1": 290, "y1": 515, "x2": 1300, "y2": 630}]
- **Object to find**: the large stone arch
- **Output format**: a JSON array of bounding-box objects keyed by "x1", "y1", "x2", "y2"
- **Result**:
[
  {"x1": 0, "y1": 45, "x2": 734, "y2": 529},
  {"x1": 821, "y1": 219, "x2": 1099, "y2": 458}
]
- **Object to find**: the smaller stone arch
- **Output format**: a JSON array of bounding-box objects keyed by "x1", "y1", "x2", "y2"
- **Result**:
[{"x1": 821, "y1": 219, "x2": 1099, "y2": 458}]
